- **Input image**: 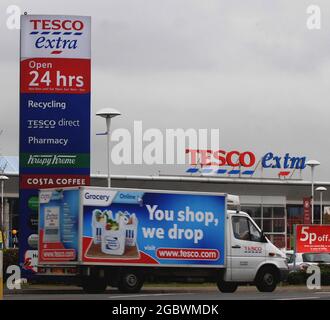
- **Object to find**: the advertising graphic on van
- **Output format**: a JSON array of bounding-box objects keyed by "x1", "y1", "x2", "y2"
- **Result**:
[
  {"x1": 83, "y1": 189, "x2": 117, "y2": 206},
  {"x1": 39, "y1": 189, "x2": 80, "y2": 262},
  {"x1": 82, "y1": 191, "x2": 226, "y2": 266}
]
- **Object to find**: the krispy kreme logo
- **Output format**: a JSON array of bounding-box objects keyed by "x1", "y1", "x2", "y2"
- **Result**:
[{"x1": 29, "y1": 19, "x2": 85, "y2": 55}]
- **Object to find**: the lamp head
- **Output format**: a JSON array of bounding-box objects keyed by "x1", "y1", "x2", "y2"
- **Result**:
[
  {"x1": 0, "y1": 175, "x2": 9, "y2": 181},
  {"x1": 306, "y1": 159, "x2": 320, "y2": 168},
  {"x1": 316, "y1": 186, "x2": 327, "y2": 192},
  {"x1": 96, "y1": 108, "x2": 121, "y2": 119}
]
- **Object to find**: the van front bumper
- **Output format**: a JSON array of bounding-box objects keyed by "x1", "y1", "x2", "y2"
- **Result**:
[{"x1": 280, "y1": 268, "x2": 289, "y2": 282}]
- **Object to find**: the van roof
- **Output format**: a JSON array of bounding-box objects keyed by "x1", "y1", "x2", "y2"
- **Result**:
[
  {"x1": 227, "y1": 210, "x2": 249, "y2": 217},
  {"x1": 227, "y1": 194, "x2": 240, "y2": 206}
]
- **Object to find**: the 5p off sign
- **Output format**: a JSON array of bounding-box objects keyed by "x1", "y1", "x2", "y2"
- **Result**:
[
  {"x1": 296, "y1": 225, "x2": 330, "y2": 253},
  {"x1": 19, "y1": 15, "x2": 91, "y2": 276}
]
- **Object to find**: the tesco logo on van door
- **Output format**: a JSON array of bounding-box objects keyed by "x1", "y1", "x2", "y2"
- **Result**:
[{"x1": 28, "y1": 19, "x2": 85, "y2": 55}]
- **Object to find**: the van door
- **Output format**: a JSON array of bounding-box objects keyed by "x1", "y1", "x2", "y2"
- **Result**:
[{"x1": 229, "y1": 215, "x2": 266, "y2": 282}]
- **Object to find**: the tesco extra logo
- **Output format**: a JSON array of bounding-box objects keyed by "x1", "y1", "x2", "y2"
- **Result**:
[
  {"x1": 29, "y1": 19, "x2": 85, "y2": 55},
  {"x1": 186, "y1": 149, "x2": 306, "y2": 176}
]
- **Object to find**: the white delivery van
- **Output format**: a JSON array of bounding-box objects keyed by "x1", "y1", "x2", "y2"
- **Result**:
[{"x1": 37, "y1": 187, "x2": 288, "y2": 293}]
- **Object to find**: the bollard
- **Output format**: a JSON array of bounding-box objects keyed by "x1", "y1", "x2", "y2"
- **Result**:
[{"x1": 0, "y1": 250, "x2": 3, "y2": 300}]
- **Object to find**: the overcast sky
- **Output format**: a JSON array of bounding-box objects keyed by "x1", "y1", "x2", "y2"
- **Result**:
[{"x1": 1, "y1": 0, "x2": 330, "y2": 180}]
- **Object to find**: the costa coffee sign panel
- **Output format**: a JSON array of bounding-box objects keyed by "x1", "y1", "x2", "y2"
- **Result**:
[{"x1": 20, "y1": 15, "x2": 91, "y2": 58}]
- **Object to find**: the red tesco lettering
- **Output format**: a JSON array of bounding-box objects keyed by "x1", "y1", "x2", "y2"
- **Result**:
[
  {"x1": 186, "y1": 149, "x2": 256, "y2": 167},
  {"x1": 30, "y1": 19, "x2": 84, "y2": 31}
]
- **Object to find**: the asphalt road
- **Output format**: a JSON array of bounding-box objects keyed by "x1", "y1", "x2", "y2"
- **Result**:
[{"x1": 4, "y1": 285, "x2": 330, "y2": 300}]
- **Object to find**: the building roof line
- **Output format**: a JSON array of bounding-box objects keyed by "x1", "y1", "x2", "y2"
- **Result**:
[
  {"x1": 5, "y1": 172, "x2": 330, "y2": 187},
  {"x1": 93, "y1": 174, "x2": 329, "y2": 187}
]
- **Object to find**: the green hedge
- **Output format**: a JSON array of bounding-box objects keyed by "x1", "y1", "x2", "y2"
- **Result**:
[
  {"x1": 287, "y1": 265, "x2": 330, "y2": 285},
  {"x1": 287, "y1": 271, "x2": 307, "y2": 284},
  {"x1": 2, "y1": 249, "x2": 19, "y2": 280}
]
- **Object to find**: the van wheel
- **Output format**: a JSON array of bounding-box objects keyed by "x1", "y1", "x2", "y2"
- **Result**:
[
  {"x1": 256, "y1": 267, "x2": 278, "y2": 292},
  {"x1": 118, "y1": 270, "x2": 144, "y2": 293},
  {"x1": 82, "y1": 276, "x2": 107, "y2": 294},
  {"x1": 217, "y1": 280, "x2": 238, "y2": 293}
]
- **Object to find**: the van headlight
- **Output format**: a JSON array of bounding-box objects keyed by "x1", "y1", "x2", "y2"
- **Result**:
[
  {"x1": 284, "y1": 259, "x2": 288, "y2": 268},
  {"x1": 299, "y1": 263, "x2": 311, "y2": 272},
  {"x1": 269, "y1": 252, "x2": 285, "y2": 258}
]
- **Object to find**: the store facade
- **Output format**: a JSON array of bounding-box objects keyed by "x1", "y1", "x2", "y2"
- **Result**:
[{"x1": 2, "y1": 173, "x2": 330, "y2": 249}]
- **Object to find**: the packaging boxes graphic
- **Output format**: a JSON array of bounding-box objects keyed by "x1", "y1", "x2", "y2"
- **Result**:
[
  {"x1": 43, "y1": 206, "x2": 60, "y2": 243},
  {"x1": 91, "y1": 210, "x2": 138, "y2": 255}
]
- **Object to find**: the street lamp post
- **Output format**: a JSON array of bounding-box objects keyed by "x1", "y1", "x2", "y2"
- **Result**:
[
  {"x1": 96, "y1": 108, "x2": 121, "y2": 188},
  {"x1": 316, "y1": 186, "x2": 327, "y2": 225},
  {"x1": 306, "y1": 160, "x2": 320, "y2": 224},
  {"x1": 0, "y1": 176, "x2": 9, "y2": 249}
]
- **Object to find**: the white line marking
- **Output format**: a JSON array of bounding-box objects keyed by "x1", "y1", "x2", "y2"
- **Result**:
[
  {"x1": 275, "y1": 297, "x2": 319, "y2": 300},
  {"x1": 109, "y1": 293, "x2": 175, "y2": 299}
]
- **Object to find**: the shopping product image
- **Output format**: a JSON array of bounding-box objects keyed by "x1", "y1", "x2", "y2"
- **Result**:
[
  {"x1": 101, "y1": 213, "x2": 126, "y2": 255},
  {"x1": 91, "y1": 211, "x2": 140, "y2": 256},
  {"x1": 44, "y1": 206, "x2": 60, "y2": 243},
  {"x1": 125, "y1": 213, "x2": 138, "y2": 247},
  {"x1": 91, "y1": 209, "x2": 107, "y2": 244}
]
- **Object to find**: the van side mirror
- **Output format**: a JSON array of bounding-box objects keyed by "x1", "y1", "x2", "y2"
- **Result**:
[{"x1": 260, "y1": 231, "x2": 268, "y2": 243}]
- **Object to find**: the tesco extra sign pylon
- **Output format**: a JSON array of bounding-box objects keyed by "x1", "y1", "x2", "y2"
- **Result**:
[{"x1": 19, "y1": 15, "x2": 91, "y2": 275}]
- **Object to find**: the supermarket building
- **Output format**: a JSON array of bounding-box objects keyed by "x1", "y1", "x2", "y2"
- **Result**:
[{"x1": 2, "y1": 155, "x2": 330, "y2": 249}]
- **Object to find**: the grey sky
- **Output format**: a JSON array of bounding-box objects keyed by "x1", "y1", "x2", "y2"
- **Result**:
[{"x1": 1, "y1": 0, "x2": 329, "y2": 180}]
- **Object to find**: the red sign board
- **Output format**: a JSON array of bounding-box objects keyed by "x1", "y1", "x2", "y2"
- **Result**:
[
  {"x1": 296, "y1": 225, "x2": 330, "y2": 253},
  {"x1": 303, "y1": 197, "x2": 312, "y2": 224},
  {"x1": 20, "y1": 174, "x2": 90, "y2": 189}
]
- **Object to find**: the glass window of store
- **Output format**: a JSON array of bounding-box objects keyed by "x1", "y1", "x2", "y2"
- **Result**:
[
  {"x1": 242, "y1": 204, "x2": 286, "y2": 249},
  {"x1": 241, "y1": 206, "x2": 262, "y2": 229}
]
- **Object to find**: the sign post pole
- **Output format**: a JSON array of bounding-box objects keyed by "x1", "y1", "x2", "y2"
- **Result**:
[
  {"x1": 293, "y1": 224, "x2": 296, "y2": 272},
  {"x1": 320, "y1": 191, "x2": 323, "y2": 225},
  {"x1": 0, "y1": 250, "x2": 3, "y2": 300}
]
